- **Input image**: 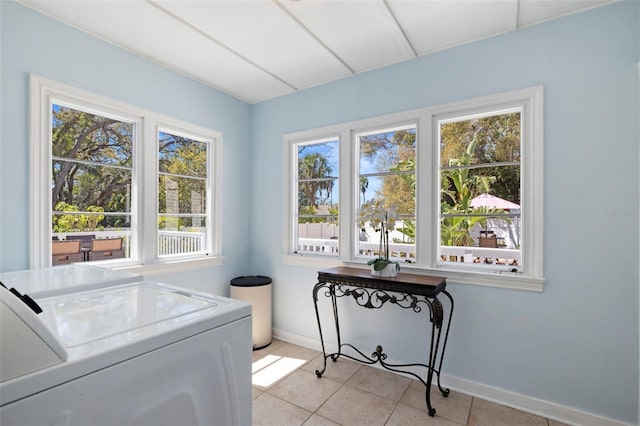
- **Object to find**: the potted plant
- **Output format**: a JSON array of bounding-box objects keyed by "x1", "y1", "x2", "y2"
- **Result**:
[{"x1": 358, "y1": 200, "x2": 400, "y2": 277}]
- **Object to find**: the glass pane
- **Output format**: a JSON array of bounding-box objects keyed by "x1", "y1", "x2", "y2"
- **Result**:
[
  {"x1": 158, "y1": 132, "x2": 208, "y2": 178},
  {"x1": 52, "y1": 104, "x2": 132, "y2": 166},
  {"x1": 295, "y1": 139, "x2": 339, "y2": 256},
  {"x1": 357, "y1": 175, "x2": 414, "y2": 215},
  {"x1": 440, "y1": 112, "x2": 520, "y2": 168},
  {"x1": 439, "y1": 111, "x2": 521, "y2": 267},
  {"x1": 52, "y1": 160, "x2": 132, "y2": 213},
  {"x1": 357, "y1": 127, "x2": 416, "y2": 262},
  {"x1": 297, "y1": 141, "x2": 338, "y2": 178},
  {"x1": 158, "y1": 218, "x2": 207, "y2": 256},
  {"x1": 52, "y1": 216, "x2": 131, "y2": 264},
  {"x1": 357, "y1": 178, "x2": 416, "y2": 262},
  {"x1": 158, "y1": 176, "x2": 206, "y2": 214},
  {"x1": 296, "y1": 216, "x2": 339, "y2": 255},
  {"x1": 297, "y1": 179, "x2": 338, "y2": 216},
  {"x1": 359, "y1": 128, "x2": 416, "y2": 175}
]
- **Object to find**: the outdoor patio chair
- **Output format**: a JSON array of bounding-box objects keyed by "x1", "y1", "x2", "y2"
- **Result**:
[
  {"x1": 52, "y1": 240, "x2": 83, "y2": 266},
  {"x1": 479, "y1": 234, "x2": 498, "y2": 248},
  {"x1": 67, "y1": 234, "x2": 95, "y2": 251},
  {"x1": 67, "y1": 234, "x2": 96, "y2": 261},
  {"x1": 88, "y1": 237, "x2": 124, "y2": 261}
]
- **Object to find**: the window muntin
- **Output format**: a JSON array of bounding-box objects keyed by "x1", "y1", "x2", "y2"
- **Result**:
[
  {"x1": 158, "y1": 130, "x2": 210, "y2": 257},
  {"x1": 438, "y1": 109, "x2": 522, "y2": 269},
  {"x1": 294, "y1": 138, "x2": 339, "y2": 255},
  {"x1": 356, "y1": 125, "x2": 416, "y2": 262},
  {"x1": 51, "y1": 103, "x2": 134, "y2": 260}
]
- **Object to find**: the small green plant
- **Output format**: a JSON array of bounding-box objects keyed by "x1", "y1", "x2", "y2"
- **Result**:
[{"x1": 53, "y1": 202, "x2": 105, "y2": 232}]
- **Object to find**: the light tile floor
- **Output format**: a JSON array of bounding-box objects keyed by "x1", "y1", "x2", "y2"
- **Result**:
[{"x1": 252, "y1": 339, "x2": 568, "y2": 426}]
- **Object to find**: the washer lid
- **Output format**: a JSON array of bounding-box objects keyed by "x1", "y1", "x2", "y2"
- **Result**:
[
  {"x1": 0, "y1": 265, "x2": 141, "y2": 298},
  {"x1": 37, "y1": 282, "x2": 218, "y2": 348}
]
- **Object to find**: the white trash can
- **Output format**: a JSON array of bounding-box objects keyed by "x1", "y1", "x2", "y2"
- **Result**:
[{"x1": 230, "y1": 276, "x2": 272, "y2": 350}]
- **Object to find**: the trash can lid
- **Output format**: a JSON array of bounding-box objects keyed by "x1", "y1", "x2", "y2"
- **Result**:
[{"x1": 230, "y1": 275, "x2": 272, "y2": 287}]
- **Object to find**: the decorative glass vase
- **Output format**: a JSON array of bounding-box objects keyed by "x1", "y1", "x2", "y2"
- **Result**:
[{"x1": 370, "y1": 262, "x2": 399, "y2": 278}]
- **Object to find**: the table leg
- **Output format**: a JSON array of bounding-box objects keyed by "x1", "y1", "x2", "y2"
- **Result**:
[
  {"x1": 312, "y1": 281, "x2": 329, "y2": 377},
  {"x1": 425, "y1": 300, "x2": 440, "y2": 416},
  {"x1": 436, "y1": 289, "x2": 454, "y2": 397},
  {"x1": 313, "y1": 282, "x2": 342, "y2": 378}
]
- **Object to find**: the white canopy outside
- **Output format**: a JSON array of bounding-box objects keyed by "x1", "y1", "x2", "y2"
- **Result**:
[
  {"x1": 470, "y1": 193, "x2": 520, "y2": 210},
  {"x1": 470, "y1": 194, "x2": 521, "y2": 249}
]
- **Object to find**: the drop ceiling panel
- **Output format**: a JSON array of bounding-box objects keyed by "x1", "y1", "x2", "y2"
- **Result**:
[
  {"x1": 518, "y1": 0, "x2": 613, "y2": 27},
  {"x1": 388, "y1": 0, "x2": 517, "y2": 55},
  {"x1": 280, "y1": 0, "x2": 415, "y2": 73},
  {"x1": 20, "y1": 0, "x2": 294, "y2": 103},
  {"x1": 155, "y1": 0, "x2": 352, "y2": 90},
  {"x1": 19, "y1": 0, "x2": 620, "y2": 104}
]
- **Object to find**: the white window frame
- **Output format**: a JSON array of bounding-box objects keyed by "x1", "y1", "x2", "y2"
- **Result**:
[
  {"x1": 290, "y1": 135, "x2": 341, "y2": 257},
  {"x1": 30, "y1": 75, "x2": 223, "y2": 272},
  {"x1": 155, "y1": 123, "x2": 217, "y2": 260},
  {"x1": 352, "y1": 121, "x2": 419, "y2": 262},
  {"x1": 283, "y1": 86, "x2": 544, "y2": 291}
]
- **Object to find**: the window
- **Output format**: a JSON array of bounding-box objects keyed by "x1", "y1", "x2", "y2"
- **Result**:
[
  {"x1": 438, "y1": 109, "x2": 522, "y2": 269},
  {"x1": 356, "y1": 125, "x2": 416, "y2": 262},
  {"x1": 51, "y1": 102, "x2": 136, "y2": 263},
  {"x1": 30, "y1": 75, "x2": 221, "y2": 269},
  {"x1": 158, "y1": 128, "x2": 213, "y2": 258},
  {"x1": 293, "y1": 137, "x2": 339, "y2": 255},
  {"x1": 285, "y1": 87, "x2": 544, "y2": 290}
]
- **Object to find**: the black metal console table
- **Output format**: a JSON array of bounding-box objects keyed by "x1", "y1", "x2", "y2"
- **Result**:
[{"x1": 312, "y1": 266, "x2": 454, "y2": 417}]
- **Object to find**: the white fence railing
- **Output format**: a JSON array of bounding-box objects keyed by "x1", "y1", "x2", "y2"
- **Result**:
[
  {"x1": 296, "y1": 238, "x2": 520, "y2": 265},
  {"x1": 157, "y1": 231, "x2": 205, "y2": 256},
  {"x1": 53, "y1": 230, "x2": 205, "y2": 257}
]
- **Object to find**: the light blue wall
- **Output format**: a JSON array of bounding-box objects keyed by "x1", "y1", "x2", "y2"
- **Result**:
[
  {"x1": 251, "y1": 1, "x2": 640, "y2": 423},
  {"x1": 2, "y1": 0, "x2": 639, "y2": 423},
  {"x1": 0, "y1": 1, "x2": 252, "y2": 294}
]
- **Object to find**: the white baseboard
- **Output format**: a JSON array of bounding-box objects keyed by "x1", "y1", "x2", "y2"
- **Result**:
[{"x1": 272, "y1": 328, "x2": 631, "y2": 426}]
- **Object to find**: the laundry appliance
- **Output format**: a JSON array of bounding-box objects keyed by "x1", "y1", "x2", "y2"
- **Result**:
[
  {"x1": 0, "y1": 264, "x2": 141, "y2": 298},
  {"x1": 0, "y1": 280, "x2": 252, "y2": 426}
]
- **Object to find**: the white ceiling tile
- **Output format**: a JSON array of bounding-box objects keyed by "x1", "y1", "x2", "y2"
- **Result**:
[
  {"x1": 20, "y1": 0, "x2": 294, "y2": 103},
  {"x1": 388, "y1": 0, "x2": 517, "y2": 55},
  {"x1": 18, "y1": 0, "x2": 619, "y2": 103},
  {"x1": 518, "y1": 0, "x2": 614, "y2": 27},
  {"x1": 280, "y1": 0, "x2": 415, "y2": 73},
  {"x1": 155, "y1": 0, "x2": 352, "y2": 90}
]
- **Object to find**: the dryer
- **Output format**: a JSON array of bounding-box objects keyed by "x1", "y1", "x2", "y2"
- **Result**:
[{"x1": 0, "y1": 280, "x2": 252, "y2": 426}]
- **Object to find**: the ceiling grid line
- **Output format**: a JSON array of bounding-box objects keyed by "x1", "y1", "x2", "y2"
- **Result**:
[
  {"x1": 146, "y1": 0, "x2": 299, "y2": 92},
  {"x1": 273, "y1": 0, "x2": 356, "y2": 75},
  {"x1": 382, "y1": 0, "x2": 417, "y2": 58},
  {"x1": 510, "y1": 0, "x2": 521, "y2": 31},
  {"x1": 18, "y1": 0, "x2": 620, "y2": 104}
]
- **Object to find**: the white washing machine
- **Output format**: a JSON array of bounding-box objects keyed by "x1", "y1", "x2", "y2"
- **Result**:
[
  {"x1": 0, "y1": 264, "x2": 141, "y2": 298},
  {"x1": 0, "y1": 280, "x2": 252, "y2": 426}
]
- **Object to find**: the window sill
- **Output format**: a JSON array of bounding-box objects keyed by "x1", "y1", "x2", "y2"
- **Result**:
[
  {"x1": 283, "y1": 254, "x2": 544, "y2": 292},
  {"x1": 282, "y1": 254, "x2": 344, "y2": 269},
  {"x1": 114, "y1": 256, "x2": 224, "y2": 277}
]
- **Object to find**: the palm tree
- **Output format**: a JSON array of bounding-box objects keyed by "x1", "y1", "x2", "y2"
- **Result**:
[
  {"x1": 298, "y1": 153, "x2": 333, "y2": 208},
  {"x1": 359, "y1": 177, "x2": 369, "y2": 206}
]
